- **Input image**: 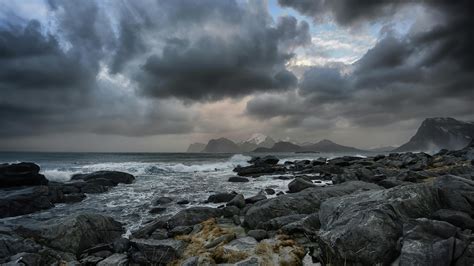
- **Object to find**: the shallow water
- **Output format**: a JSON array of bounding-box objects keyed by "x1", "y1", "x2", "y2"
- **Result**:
[{"x1": 0, "y1": 151, "x2": 372, "y2": 233}]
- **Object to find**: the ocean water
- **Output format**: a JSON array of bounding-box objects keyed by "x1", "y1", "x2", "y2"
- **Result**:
[{"x1": 0, "y1": 152, "x2": 370, "y2": 233}]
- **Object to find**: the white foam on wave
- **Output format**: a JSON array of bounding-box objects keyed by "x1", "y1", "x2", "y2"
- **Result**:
[
  {"x1": 42, "y1": 154, "x2": 252, "y2": 181},
  {"x1": 42, "y1": 169, "x2": 82, "y2": 182}
]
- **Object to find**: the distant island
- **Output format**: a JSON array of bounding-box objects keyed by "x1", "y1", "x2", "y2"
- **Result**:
[{"x1": 187, "y1": 117, "x2": 474, "y2": 153}]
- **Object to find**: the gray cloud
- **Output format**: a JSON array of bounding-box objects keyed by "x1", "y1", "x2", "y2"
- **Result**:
[
  {"x1": 247, "y1": 0, "x2": 474, "y2": 134},
  {"x1": 278, "y1": 0, "x2": 407, "y2": 25},
  {"x1": 136, "y1": 8, "x2": 310, "y2": 101}
]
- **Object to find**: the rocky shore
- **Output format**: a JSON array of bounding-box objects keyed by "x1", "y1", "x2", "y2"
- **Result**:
[{"x1": 1, "y1": 141, "x2": 474, "y2": 265}]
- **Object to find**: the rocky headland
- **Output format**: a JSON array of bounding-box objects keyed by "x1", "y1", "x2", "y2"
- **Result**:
[{"x1": 1, "y1": 141, "x2": 474, "y2": 265}]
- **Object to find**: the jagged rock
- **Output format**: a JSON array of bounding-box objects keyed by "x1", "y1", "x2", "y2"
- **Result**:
[
  {"x1": 316, "y1": 182, "x2": 443, "y2": 265},
  {"x1": 131, "y1": 238, "x2": 185, "y2": 265},
  {"x1": 207, "y1": 192, "x2": 237, "y2": 203},
  {"x1": 0, "y1": 186, "x2": 53, "y2": 218},
  {"x1": 244, "y1": 181, "x2": 381, "y2": 229},
  {"x1": 167, "y1": 207, "x2": 223, "y2": 228},
  {"x1": 228, "y1": 176, "x2": 250, "y2": 182},
  {"x1": 177, "y1": 200, "x2": 190, "y2": 205},
  {"x1": 288, "y1": 177, "x2": 315, "y2": 193},
  {"x1": 0, "y1": 162, "x2": 48, "y2": 188}
]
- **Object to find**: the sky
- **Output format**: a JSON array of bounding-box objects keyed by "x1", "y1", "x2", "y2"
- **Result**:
[{"x1": 0, "y1": 0, "x2": 472, "y2": 152}]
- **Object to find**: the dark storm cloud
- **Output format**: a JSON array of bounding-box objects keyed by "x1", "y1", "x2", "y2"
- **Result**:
[
  {"x1": 0, "y1": 0, "x2": 312, "y2": 139},
  {"x1": 248, "y1": 1, "x2": 474, "y2": 130},
  {"x1": 278, "y1": 0, "x2": 407, "y2": 25},
  {"x1": 137, "y1": 10, "x2": 310, "y2": 101}
]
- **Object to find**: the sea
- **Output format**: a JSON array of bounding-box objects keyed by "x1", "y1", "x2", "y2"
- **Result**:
[{"x1": 0, "y1": 151, "x2": 372, "y2": 234}]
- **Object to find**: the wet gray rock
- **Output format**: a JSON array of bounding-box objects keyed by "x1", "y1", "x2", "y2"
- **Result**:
[
  {"x1": 71, "y1": 171, "x2": 135, "y2": 185},
  {"x1": 245, "y1": 192, "x2": 267, "y2": 204},
  {"x1": 317, "y1": 182, "x2": 443, "y2": 265},
  {"x1": 131, "y1": 238, "x2": 185, "y2": 265},
  {"x1": 153, "y1": 196, "x2": 173, "y2": 205},
  {"x1": 228, "y1": 176, "x2": 250, "y2": 182},
  {"x1": 244, "y1": 181, "x2": 381, "y2": 229},
  {"x1": 227, "y1": 194, "x2": 246, "y2": 209},
  {"x1": 169, "y1": 226, "x2": 193, "y2": 237},
  {"x1": 257, "y1": 214, "x2": 307, "y2": 231},
  {"x1": 288, "y1": 177, "x2": 316, "y2": 193},
  {"x1": 207, "y1": 192, "x2": 237, "y2": 203},
  {"x1": 433, "y1": 175, "x2": 474, "y2": 216},
  {"x1": 264, "y1": 188, "x2": 275, "y2": 195},
  {"x1": 223, "y1": 237, "x2": 257, "y2": 253},
  {"x1": 399, "y1": 218, "x2": 468, "y2": 266},
  {"x1": 36, "y1": 213, "x2": 124, "y2": 255},
  {"x1": 167, "y1": 207, "x2": 223, "y2": 228},
  {"x1": 97, "y1": 253, "x2": 128, "y2": 266},
  {"x1": 0, "y1": 186, "x2": 53, "y2": 218},
  {"x1": 131, "y1": 219, "x2": 168, "y2": 239},
  {"x1": 281, "y1": 213, "x2": 320, "y2": 235},
  {"x1": 249, "y1": 155, "x2": 279, "y2": 166},
  {"x1": 431, "y1": 209, "x2": 474, "y2": 230},
  {"x1": 223, "y1": 206, "x2": 240, "y2": 218},
  {"x1": 0, "y1": 162, "x2": 48, "y2": 188}
]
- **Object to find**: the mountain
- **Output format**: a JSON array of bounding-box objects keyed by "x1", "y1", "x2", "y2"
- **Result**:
[
  {"x1": 253, "y1": 141, "x2": 302, "y2": 152},
  {"x1": 239, "y1": 134, "x2": 276, "y2": 152},
  {"x1": 394, "y1": 117, "x2": 474, "y2": 152},
  {"x1": 201, "y1": 138, "x2": 241, "y2": 153},
  {"x1": 303, "y1": 139, "x2": 364, "y2": 153},
  {"x1": 186, "y1": 143, "x2": 206, "y2": 153}
]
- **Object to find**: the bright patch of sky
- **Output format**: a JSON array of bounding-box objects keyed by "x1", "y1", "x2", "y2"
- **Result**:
[{"x1": 268, "y1": 0, "x2": 418, "y2": 67}]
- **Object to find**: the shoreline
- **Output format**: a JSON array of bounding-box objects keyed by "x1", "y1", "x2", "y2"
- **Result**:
[{"x1": 0, "y1": 142, "x2": 473, "y2": 265}]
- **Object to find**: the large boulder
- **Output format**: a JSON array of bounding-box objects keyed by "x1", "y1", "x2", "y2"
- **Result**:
[
  {"x1": 288, "y1": 177, "x2": 316, "y2": 193},
  {"x1": 0, "y1": 162, "x2": 48, "y2": 188},
  {"x1": 244, "y1": 181, "x2": 381, "y2": 229},
  {"x1": 71, "y1": 171, "x2": 135, "y2": 185},
  {"x1": 167, "y1": 207, "x2": 223, "y2": 228},
  {"x1": 399, "y1": 218, "x2": 470, "y2": 266},
  {"x1": 316, "y1": 182, "x2": 443, "y2": 265},
  {"x1": 207, "y1": 192, "x2": 237, "y2": 203},
  {"x1": 433, "y1": 175, "x2": 474, "y2": 216},
  {"x1": 0, "y1": 186, "x2": 53, "y2": 218},
  {"x1": 35, "y1": 213, "x2": 124, "y2": 255}
]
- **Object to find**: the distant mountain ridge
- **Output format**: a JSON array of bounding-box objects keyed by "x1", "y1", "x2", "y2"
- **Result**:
[
  {"x1": 188, "y1": 135, "x2": 365, "y2": 153},
  {"x1": 394, "y1": 117, "x2": 474, "y2": 152}
]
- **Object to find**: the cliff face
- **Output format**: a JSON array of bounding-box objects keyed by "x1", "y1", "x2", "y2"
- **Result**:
[
  {"x1": 394, "y1": 117, "x2": 474, "y2": 152},
  {"x1": 186, "y1": 143, "x2": 206, "y2": 153}
]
